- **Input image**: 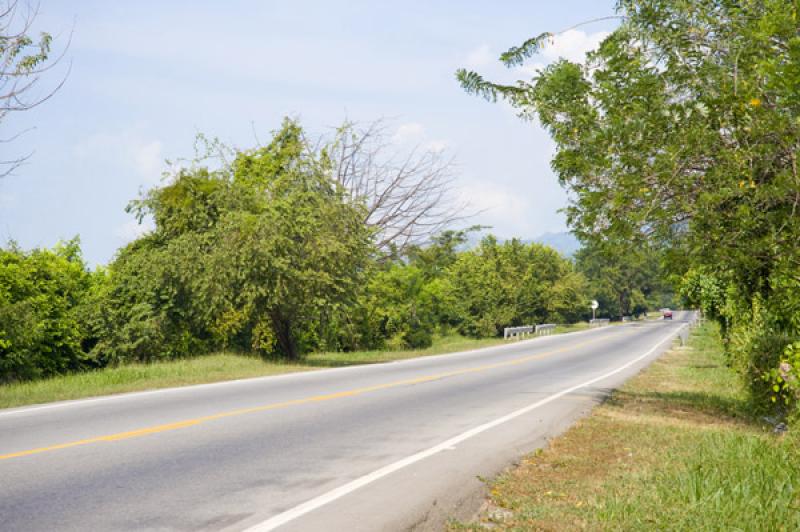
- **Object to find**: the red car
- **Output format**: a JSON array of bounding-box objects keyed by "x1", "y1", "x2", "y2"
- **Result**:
[{"x1": 662, "y1": 309, "x2": 673, "y2": 320}]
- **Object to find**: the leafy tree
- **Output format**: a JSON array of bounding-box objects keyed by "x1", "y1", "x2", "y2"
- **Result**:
[
  {"x1": 98, "y1": 119, "x2": 373, "y2": 361},
  {"x1": 207, "y1": 123, "x2": 373, "y2": 358},
  {"x1": 363, "y1": 264, "x2": 436, "y2": 349},
  {"x1": 576, "y1": 240, "x2": 673, "y2": 319},
  {"x1": 459, "y1": 0, "x2": 800, "y2": 414},
  {"x1": 448, "y1": 236, "x2": 587, "y2": 337}
]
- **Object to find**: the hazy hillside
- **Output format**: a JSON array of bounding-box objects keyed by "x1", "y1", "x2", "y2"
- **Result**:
[{"x1": 533, "y1": 232, "x2": 581, "y2": 257}]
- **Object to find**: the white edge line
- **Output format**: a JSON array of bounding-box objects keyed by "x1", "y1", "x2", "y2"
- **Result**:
[
  {"x1": 244, "y1": 321, "x2": 690, "y2": 532},
  {"x1": 0, "y1": 320, "x2": 641, "y2": 419}
]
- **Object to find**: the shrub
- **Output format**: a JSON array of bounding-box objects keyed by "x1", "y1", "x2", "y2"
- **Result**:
[{"x1": 0, "y1": 240, "x2": 99, "y2": 382}]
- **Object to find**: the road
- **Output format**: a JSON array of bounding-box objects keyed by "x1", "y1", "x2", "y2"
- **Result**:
[{"x1": 0, "y1": 313, "x2": 692, "y2": 531}]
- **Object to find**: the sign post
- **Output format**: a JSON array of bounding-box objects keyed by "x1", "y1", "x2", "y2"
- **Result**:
[{"x1": 591, "y1": 300, "x2": 599, "y2": 321}]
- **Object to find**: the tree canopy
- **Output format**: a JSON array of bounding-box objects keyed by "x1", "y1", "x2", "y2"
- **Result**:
[{"x1": 459, "y1": 0, "x2": 800, "y2": 416}]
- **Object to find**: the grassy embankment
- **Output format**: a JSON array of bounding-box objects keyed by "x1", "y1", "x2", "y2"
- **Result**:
[
  {"x1": 452, "y1": 322, "x2": 800, "y2": 531},
  {"x1": 0, "y1": 333, "x2": 516, "y2": 409}
]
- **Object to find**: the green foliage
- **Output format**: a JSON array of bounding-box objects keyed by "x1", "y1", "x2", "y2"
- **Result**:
[
  {"x1": 0, "y1": 119, "x2": 605, "y2": 384},
  {"x1": 680, "y1": 269, "x2": 725, "y2": 321},
  {"x1": 460, "y1": 0, "x2": 800, "y2": 418},
  {"x1": 94, "y1": 119, "x2": 373, "y2": 361},
  {"x1": 0, "y1": 239, "x2": 101, "y2": 382},
  {"x1": 364, "y1": 264, "x2": 436, "y2": 349},
  {"x1": 576, "y1": 240, "x2": 673, "y2": 319},
  {"x1": 448, "y1": 236, "x2": 588, "y2": 337}
]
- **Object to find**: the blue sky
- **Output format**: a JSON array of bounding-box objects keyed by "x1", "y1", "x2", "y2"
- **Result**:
[{"x1": 1, "y1": 0, "x2": 618, "y2": 265}]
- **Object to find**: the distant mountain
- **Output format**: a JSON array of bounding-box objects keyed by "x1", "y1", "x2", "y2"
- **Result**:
[{"x1": 533, "y1": 232, "x2": 581, "y2": 257}]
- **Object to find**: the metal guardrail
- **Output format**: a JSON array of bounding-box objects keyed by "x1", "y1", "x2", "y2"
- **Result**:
[
  {"x1": 589, "y1": 318, "x2": 610, "y2": 328},
  {"x1": 505, "y1": 323, "x2": 558, "y2": 339},
  {"x1": 503, "y1": 325, "x2": 533, "y2": 339}
]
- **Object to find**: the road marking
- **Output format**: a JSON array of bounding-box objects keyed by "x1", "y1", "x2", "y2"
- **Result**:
[
  {"x1": 0, "y1": 321, "x2": 640, "y2": 419},
  {"x1": 0, "y1": 327, "x2": 638, "y2": 461},
  {"x1": 243, "y1": 323, "x2": 687, "y2": 532}
]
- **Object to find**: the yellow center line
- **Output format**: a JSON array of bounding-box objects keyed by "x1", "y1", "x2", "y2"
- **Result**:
[{"x1": 0, "y1": 328, "x2": 629, "y2": 461}]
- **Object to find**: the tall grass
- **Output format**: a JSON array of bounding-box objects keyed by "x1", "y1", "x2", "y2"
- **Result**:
[{"x1": 600, "y1": 431, "x2": 800, "y2": 530}]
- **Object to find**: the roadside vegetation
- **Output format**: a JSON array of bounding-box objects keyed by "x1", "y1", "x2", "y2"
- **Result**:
[
  {"x1": 0, "y1": 119, "x2": 672, "y2": 394},
  {"x1": 460, "y1": 0, "x2": 800, "y2": 424},
  {"x1": 0, "y1": 333, "x2": 513, "y2": 409},
  {"x1": 453, "y1": 322, "x2": 800, "y2": 531},
  {"x1": 0, "y1": 1, "x2": 678, "y2": 398},
  {"x1": 0, "y1": 318, "x2": 643, "y2": 409}
]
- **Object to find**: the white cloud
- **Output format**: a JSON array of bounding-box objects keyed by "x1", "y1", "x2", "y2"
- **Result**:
[
  {"x1": 458, "y1": 180, "x2": 529, "y2": 231},
  {"x1": 516, "y1": 62, "x2": 546, "y2": 78},
  {"x1": 465, "y1": 44, "x2": 493, "y2": 69},
  {"x1": 115, "y1": 218, "x2": 155, "y2": 243},
  {"x1": 74, "y1": 130, "x2": 165, "y2": 184},
  {"x1": 392, "y1": 122, "x2": 425, "y2": 145},
  {"x1": 425, "y1": 139, "x2": 449, "y2": 153},
  {"x1": 134, "y1": 140, "x2": 164, "y2": 182},
  {"x1": 539, "y1": 29, "x2": 610, "y2": 63}
]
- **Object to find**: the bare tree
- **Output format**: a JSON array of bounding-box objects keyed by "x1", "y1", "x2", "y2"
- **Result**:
[
  {"x1": 1, "y1": 0, "x2": 69, "y2": 178},
  {"x1": 328, "y1": 119, "x2": 472, "y2": 255}
]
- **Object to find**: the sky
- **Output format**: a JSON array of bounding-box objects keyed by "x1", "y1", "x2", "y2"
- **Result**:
[{"x1": 1, "y1": 0, "x2": 618, "y2": 266}]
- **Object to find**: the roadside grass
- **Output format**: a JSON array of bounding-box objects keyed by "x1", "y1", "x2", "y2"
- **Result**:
[
  {"x1": 452, "y1": 322, "x2": 800, "y2": 531},
  {"x1": 0, "y1": 354, "x2": 310, "y2": 410},
  {"x1": 554, "y1": 323, "x2": 591, "y2": 334},
  {"x1": 304, "y1": 333, "x2": 508, "y2": 367},
  {"x1": 0, "y1": 322, "x2": 606, "y2": 410},
  {"x1": 0, "y1": 333, "x2": 512, "y2": 409}
]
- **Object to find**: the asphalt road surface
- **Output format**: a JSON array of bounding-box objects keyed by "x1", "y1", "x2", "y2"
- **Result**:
[{"x1": 0, "y1": 312, "x2": 693, "y2": 531}]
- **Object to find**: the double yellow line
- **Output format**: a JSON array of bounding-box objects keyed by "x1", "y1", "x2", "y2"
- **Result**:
[{"x1": 0, "y1": 329, "x2": 625, "y2": 461}]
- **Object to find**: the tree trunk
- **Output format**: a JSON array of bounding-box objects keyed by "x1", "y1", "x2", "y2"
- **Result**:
[{"x1": 271, "y1": 311, "x2": 299, "y2": 359}]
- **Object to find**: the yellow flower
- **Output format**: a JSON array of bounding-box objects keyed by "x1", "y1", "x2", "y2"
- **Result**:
[
  {"x1": 749, "y1": 97, "x2": 762, "y2": 107},
  {"x1": 739, "y1": 180, "x2": 745, "y2": 188}
]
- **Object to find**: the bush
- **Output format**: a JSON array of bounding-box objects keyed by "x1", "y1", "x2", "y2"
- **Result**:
[
  {"x1": 402, "y1": 323, "x2": 433, "y2": 349},
  {"x1": 0, "y1": 240, "x2": 100, "y2": 382}
]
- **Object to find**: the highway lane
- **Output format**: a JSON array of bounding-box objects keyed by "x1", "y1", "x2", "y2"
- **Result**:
[{"x1": 0, "y1": 313, "x2": 692, "y2": 531}]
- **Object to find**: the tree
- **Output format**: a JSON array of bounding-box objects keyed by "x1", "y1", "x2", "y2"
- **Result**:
[
  {"x1": 328, "y1": 120, "x2": 471, "y2": 256},
  {"x1": 575, "y1": 240, "x2": 673, "y2": 319},
  {"x1": 448, "y1": 236, "x2": 587, "y2": 337},
  {"x1": 102, "y1": 119, "x2": 373, "y2": 361},
  {"x1": 458, "y1": 0, "x2": 800, "y2": 413},
  {"x1": 1, "y1": 1, "x2": 69, "y2": 177}
]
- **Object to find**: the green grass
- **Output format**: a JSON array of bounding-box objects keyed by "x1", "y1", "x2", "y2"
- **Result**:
[
  {"x1": 0, "y1": 333, "x2": 512, "y2": 409},
  {"x1": 0, "y1": 323, "x2": 608, "y2": 410},
  {"x1": 0, "y1": 354, "x2": 311, "y2": 410},
  {"x1": 554, "y1": 322, "x2": 591, "y2": 334},
  {"x1": 305, "y1": 334, "x2": 508, "y2": 367},
  {"x1": 452, "y1": 323, "x2": 800, "y2": 531}
]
